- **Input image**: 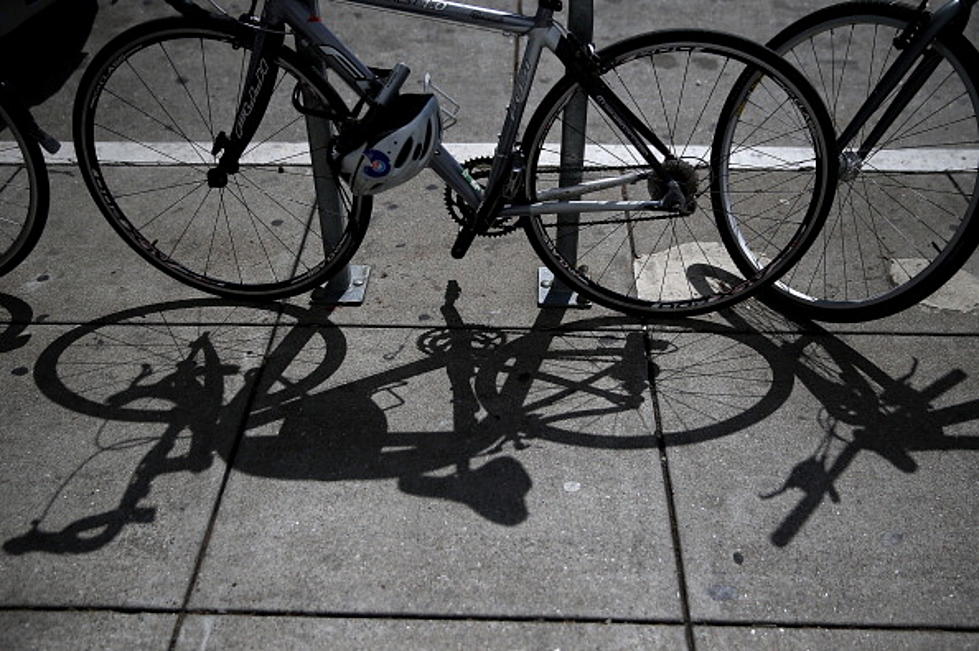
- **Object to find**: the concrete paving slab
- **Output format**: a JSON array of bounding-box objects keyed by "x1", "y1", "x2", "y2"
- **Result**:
[
  {"x1": 526, "y1": 0, "x2": 848, "y2": 120},
  {"x1": 650, "y1": 304, "x2": 979, "y2": 626},
  {"x1": 320, "y1": 0, "x2": 519, "y2": 142},
  {"x1": 0, "y1": 170, "x2": 215, "y2": 323},
  {"x1": 175, "y1": 614, "x2": 686, "y2": 649},
  {"x1": 187, "y1": 322, "x2": 680, "y2": 619},
  {"x1": 695, "y1": 626, "x2": 979, "y2": 650},
  {"x1": 0, "y1": 609, "x2": 175, "y2": 650},
  {"x1": 0, "y1": 304, "x2": 278, "y2": 607},
  {"x1": 16, "y1": 0, "x2": 516, "y2": 145}
]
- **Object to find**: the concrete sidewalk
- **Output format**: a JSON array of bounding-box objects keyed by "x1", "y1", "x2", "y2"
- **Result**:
[{"x1": 1, "y1": 1, "x2": 977, "y2": 649}]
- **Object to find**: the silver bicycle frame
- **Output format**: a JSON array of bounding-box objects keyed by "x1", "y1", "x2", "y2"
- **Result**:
[{"x1": 267, "y1": 0, "x2": 667, "y2": 215}]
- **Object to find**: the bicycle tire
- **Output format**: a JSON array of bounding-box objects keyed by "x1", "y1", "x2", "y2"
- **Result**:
[
  {"x1": 751, "y1": 1, "x2": 979, "y2": 321},
  {"x1": 521, "y1": 30, "x2": 837, "y2": 318},
  {"x1": 73, "y1": 17, "x2": 371, "y2": 300},
  {"x1": 0, "y1": 85, "x2": 48, "y2": 276}
]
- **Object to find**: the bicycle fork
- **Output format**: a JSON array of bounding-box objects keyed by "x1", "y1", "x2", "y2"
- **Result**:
[
  {"x1": 837, "y1": 0, "x2": 978, "y2": 158},
  {"x1": 206, "y1": 18, "x2": 285, "y2": 188}
]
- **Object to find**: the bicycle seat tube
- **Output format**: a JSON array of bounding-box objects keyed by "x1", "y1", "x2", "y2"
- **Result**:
[
  {"x1": 448, "y1": 1, "x2": 561, "y2": 257},
  {"x1": 450, "y1": 0, "x2": 676, "y2": 258}
]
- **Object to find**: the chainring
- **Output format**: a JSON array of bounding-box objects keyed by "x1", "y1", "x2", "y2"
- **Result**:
[{"x1": 443, "y1": 156, "x2": 520, "y2": 238}]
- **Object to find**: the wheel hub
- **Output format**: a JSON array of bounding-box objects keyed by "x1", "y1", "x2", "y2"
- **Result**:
[
  {"x1": 839, "y1": 150, "x2": 864, "y2": 183},
  {"x1": 207, "y1": 167, "x2": 229, "y2": 189},
  {"x1": 648, "y1": 158, "x2": 700, "y2": 213}
]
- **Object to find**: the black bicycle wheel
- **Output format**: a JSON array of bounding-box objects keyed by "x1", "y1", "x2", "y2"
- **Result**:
[
  {"x1": 754, "y1": 1, "x2": 979, "y2": 321},
  {"x1": 0, "y1": 85, "x2": 48, "y2": 276},
  {"x1": 73, "y1": 17, "x2": 371, "y2": 300},
  {"x1": 522, "y1": 30, "x2": 836, "y2": 317}
]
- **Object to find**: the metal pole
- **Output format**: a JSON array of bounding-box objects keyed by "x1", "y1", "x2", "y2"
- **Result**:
[
  {"x1": 539, "y1": 0, "x2": 591, "y2": 308},
  {"x1": 304, "y1": 0, "x2": 370, "y2": 305}
]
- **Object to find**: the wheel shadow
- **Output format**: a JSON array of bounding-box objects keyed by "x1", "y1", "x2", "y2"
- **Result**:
[
  {"x1": 4, "y1": 288, "x2": 644, "y2": 554},
  {"x1": 662, "y1": 265, "x2": 979, "y2": 546},
  {"x1": 0, "y1": 293, "x2": 33, "y2": 353}
]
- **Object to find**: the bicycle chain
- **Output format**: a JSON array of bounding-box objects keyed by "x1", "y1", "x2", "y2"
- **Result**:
[{"x1": 443, "y1": 156, "x2": 521, "y2": 238}]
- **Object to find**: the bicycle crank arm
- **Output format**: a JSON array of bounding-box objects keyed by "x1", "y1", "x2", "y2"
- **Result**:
[
  {"x1": 499, "y1": 199, "x2": 670, "y2": 216},
  {"x1": 451, "y1": 223, "x2": 480, "y2": 259},
  {"x1": 533, "y1": 170, "x2": 650, "y2": 201}
]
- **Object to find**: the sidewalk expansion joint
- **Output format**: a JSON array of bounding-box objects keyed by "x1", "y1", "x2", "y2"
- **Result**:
[
  {"x1": 3, "y1": 605, "x2": 977, "y2": 634},
  {"x1": 643, "y1": 327, "x2": 696, "y2": 651},
  {"x1": 165, "y1": 310, "x2": 297, "y2": 651}
]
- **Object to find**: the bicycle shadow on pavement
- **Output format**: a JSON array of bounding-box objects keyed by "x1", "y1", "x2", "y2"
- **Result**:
[
  {"x1": 7, "y1": 272, "x2": 977, "y2": 555},
  {"x1": 5, "y1": 286, "x2": 648, "y2": 554},
  {"x1": 0, "y1": 293, "x2": 34, "y2": 353},
  {"x1": 225, "y1": 281, "x2": 651, "y2": 526},
  {"x1": 661, "y1": 265, "x2": 979, "y2": 547},
  {"x1": 5, "y1": 298, "x2": 282, "y2": 554}
]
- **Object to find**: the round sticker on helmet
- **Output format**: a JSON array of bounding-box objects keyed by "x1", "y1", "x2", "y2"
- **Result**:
[{"x1": 362, "y1": 149, "x2": 391, "y2": 178}]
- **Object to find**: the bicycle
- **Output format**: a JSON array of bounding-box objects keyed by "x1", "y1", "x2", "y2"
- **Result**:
[
  {"x1": 0, "y1": 79, "x2": 59, "y2": 276},
  {"x1": 720, "y1": 0, "x2": 979, "y2": 321},
  {"x1": 72, "y1": 0, "x2": 838, "y2": 318}
]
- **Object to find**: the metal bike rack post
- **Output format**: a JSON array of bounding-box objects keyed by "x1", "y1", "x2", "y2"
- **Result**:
[
  {"x1": 538, "y1": 0, "x2": 591, "y2": 308},
  {"x1": 304, "y1": 0, "x2": 371, "y2": 306}
]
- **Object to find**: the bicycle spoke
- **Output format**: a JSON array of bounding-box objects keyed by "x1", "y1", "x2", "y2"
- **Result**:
[
  {"x1": 122, "y1": 58, "x2": 210, "y2": 167},
  {"x1": 159, "y1": 41, "x2": 213, "y2": 139},
  {"x1": 167, "y1": 187, "x2": 212, "y2": 260},
  {"x1": 680, "y1": 58, "x2": 731, "y2": 159}
]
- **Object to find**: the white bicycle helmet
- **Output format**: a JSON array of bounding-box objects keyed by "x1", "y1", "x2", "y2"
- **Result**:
[{"x1": 340, "y1": 93, "x2": 442, "y2": 195}]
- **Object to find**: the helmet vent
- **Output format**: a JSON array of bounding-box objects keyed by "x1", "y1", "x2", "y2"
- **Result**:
[{"x1": 395, "y1": 137, "x2": 414, "y2": 168}]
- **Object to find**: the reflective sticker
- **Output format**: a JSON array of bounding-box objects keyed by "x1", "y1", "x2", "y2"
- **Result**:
[{"x1": 363, "y1": 149, "x2": 391, "y2": 178}]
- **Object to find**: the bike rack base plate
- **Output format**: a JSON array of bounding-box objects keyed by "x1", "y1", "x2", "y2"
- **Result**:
[
  {"x1": 311, "y1": 264, "x2": 371, "y2": 306},
  {"x1": 538, "y1": 267, "x2": 591, "y2": 309}
]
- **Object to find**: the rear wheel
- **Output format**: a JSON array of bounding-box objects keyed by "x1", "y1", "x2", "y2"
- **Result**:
[
  {"x1": 73, "y1": 17, "x2": 371, "y2": 299},
  {"x1": 522, "y1": 30, "x2": 836, "y2": 317}
]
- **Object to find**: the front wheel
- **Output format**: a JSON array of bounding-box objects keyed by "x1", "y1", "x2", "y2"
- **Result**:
[
  {"x1": 73, "y1": 17, "x2": 371, "y2": 300},
  {"x1": 522, "y1": 30, "x2": 837, "y2": 317}
]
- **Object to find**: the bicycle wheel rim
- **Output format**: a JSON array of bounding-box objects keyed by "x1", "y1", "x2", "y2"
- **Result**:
[
  {"x1": 522, "y1": 30, "x2": 835, "y2": 318},
  {"x1": 0, "y1": 99, "x2": 46, "y2": 276},
  {"x1": 74, "y1": 18, "x2": 369, "y2": 299},
  {"x1": 763, "y1": 3, "x2": 979, "y2": 320}
]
